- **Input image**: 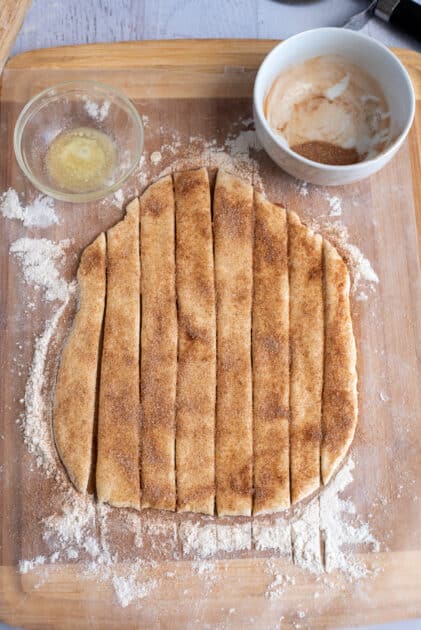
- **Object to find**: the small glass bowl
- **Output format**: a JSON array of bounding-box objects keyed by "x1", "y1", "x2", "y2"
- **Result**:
[{"x1": 14, "y1": 80, "x2": 144, "y2": 202}]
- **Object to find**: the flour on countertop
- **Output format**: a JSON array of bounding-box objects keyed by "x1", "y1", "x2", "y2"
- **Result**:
[
  {"x1": 217, "y1": 522, "x2": 251, "y2": 552},
  {"x1": 356, "y1": 291, "x2": 368, "y2": 302},
  {"x1": 264, "y1": 459, "x2": 380, "y2": 599},
  {"x1": 113, "y1": 567, "x2": 158, "y2": 608},
  {"x1": 21, "y1": 296, "x2": 73, "y2": 475},
  {"x1": 320, "y1": 459, "x2": 380, "y2": 579},
  {"x1": 140, "y1": 124, "x2": 264, "y2": 191},
  {"x1": 253, "y1": 517, "x2": 291, "y2": 555},
  {"x1": 192, "y1": 559, "x2": 216, "y2": 576},
  {"x1": 345, "y1": 242, "x2": 379, "y2": 286},
  {"x1": 112, "y1": 188, "x2": 125, "y2": 208},
  {"x1": 179, "y1": 521, "x2": 217, "y2": 558},
  {"x1": 123, "y1": 512, "x2": 143, "y2": 548},
  {"x1": 224, "y1": 129, "x2": 262, "y2": 156},
  {"x1": 1, "y1": 189, "x2": 59, "y2": 227},
  {"x1": 265, "y1": 573, "x2": 295, "y2": 600},
  {"x1": 10, "y1": 237, "x2": 71, "y2": 303},
  {"x1": 297, "y1": 180, "x2": 309, "y2": 197},
  {"x1": 325, "y1": 192, "x2": 342, "y2": 217},
  {"x1": 10, "y1": 236, "x2": 75, "y2": 474},
  {"x1": 19, "y1": 555, "x2": 46, "y2": 574},
  {"x1": 150, "y1": 150, "x2": 162, "y2": 165},
  {"x1": 291, "y1": 501, "x2": 323, "y2": 574},
  {"x1": 18, "y1": 456, "x2": 379, "y2": 608},
  {"x1": 42, "y1": 494, "x2": 96, "y2": 547},
  {"x1": 309, "y1": 218, "x2": 379, "y2": 293}
]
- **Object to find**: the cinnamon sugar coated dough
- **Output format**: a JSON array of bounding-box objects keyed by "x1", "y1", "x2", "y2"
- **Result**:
[
  {"x1": 252, "y1": 192, "x2": 290, "y2": 513},
  {"x1": 322, "y1": 240, "x2": 358, "y2": 483},
  {"x1": 140, "y1": 176, "x2": 178, "y2": 511},
  {"x1": 96, "y1": 199, "x2": 141, "y2": 509},
  {"x1": 174, "y1": 168, "x2": 216, "y2": 514},
  {"x1": 54, "y1": 168, "x2": 357, "y2": 513},
  {"x1": 214, "y1": 170, "x2": 254, "y2": 516},
  {"x1": 288, "y1": 210, "x2": 324, "y2": 504},
  {"x1": 54, "y1": 233, "x2": 106, "y2": 493}
]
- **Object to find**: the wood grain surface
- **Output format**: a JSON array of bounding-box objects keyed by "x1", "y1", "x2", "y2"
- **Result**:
[
  {"x1": 0, "y1": 40, "x2": 420, "y2": 629},
  {"x1": 0, "y1": 0, "x2": 31, "y2": 73}
]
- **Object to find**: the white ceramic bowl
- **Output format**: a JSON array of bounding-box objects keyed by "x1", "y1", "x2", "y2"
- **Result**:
[{"x1": 253, "y1": 28, "x2": 415, "y2": 186}]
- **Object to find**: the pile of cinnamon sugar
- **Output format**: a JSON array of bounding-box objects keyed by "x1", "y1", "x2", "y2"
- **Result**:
[{"x1": 292, "y1": 140, "x2": 361, "y2": 166}]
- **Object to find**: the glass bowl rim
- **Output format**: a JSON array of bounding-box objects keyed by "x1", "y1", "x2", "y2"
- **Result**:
[{"x1": 13, "y1": 79, "x2": 144, "y2": 203}]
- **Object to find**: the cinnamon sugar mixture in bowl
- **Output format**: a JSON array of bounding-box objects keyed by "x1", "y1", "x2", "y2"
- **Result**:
[{"x1": 264, "y1": 55, "x2": 391, "y2": 166}]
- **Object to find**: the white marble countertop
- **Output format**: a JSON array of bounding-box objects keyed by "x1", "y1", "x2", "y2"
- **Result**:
[{"x1": 5, "y1": 2, "x2": 421, "y2": 630}]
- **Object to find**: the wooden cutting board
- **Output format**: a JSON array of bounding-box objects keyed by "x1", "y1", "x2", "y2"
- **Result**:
[{"x1": 0, "y1": 40, "x2": 420, "y2": 629}]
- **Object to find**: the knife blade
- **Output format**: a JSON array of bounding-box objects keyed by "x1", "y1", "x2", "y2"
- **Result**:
[{"x1": 343, "y1": 0, "x2": 378, "y2": 30}]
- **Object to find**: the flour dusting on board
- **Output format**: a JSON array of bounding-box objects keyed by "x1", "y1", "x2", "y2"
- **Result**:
[
  {"x1": 15, "y1": 455, "x2": 380, "y2": 610},
  {"x1": 1, "y1": 188, "x2": 59, "y2": 227},
  {"x1": 10, "y1": 237, "x2": 76, "y2": 475},
  {"x1": 4, "y1": 115, "x2": 382, "y2": 615},
  {"x1": 138, "y1": 119, "x2": 264, "y2": 191},
  {"x1": 10, "y1": 238, "x2": 70, "y2": 302},
  {"x1": 309, "y1": 217, "x2": 379, "y2": 295}
]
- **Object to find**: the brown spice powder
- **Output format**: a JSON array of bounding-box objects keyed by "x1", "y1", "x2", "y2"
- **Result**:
[{"x1": 291, "y1": 141, "x2": 362, "y2": 166}]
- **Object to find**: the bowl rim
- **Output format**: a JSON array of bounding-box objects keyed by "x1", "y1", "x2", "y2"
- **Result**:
[
  {"x1": 13, "y1": 79, "x2": 144, "y2": 202},
  {"x1": 253, "y1": 27, "x2": 416, "y2": 173}
]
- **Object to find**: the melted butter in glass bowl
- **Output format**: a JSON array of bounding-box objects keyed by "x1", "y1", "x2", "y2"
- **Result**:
[{"x1": 14, "y1": 81, "x2": 144, "y2": 203}]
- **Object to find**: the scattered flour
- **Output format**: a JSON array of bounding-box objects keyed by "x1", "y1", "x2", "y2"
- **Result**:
[
  {"x1": 291, "y1": 501, "x2": 323, "y2": 574},
  {"x1": 19, "y1": 555, "x2": 46, "y2": 574},
  {"x1": 253, "y1": 518, "x2": 291, "y2": 555},
  {"x1": 82, "y1": 96, "x2": 110, "y2": 122},
  {"x1": 192, "y1": 559, "x2": 216, "y2": 576},
  {"x1": 141, "y1": 126, "x2": 264, "y2": 191},
  {"x1": 10, "y1": 236, "x2": 75, "y2": 473},
  {"x1": 42, "y1": 495, "x2": 96, "y2": 547},
  {"x1": 217, "y1": 522, "x2": 251, "y2": 553},
  {"x1": 320, "y1": 460, "x2": 380, "y2": 579},
  {"x1": 263, "y1": 459, "x2": 380, "y2": 599},
  {"x1": 309, "y1": 219, "x2": 379, "y2": 293},
  {"x1": 224, "y1": 129, "x2": 261, "y2": 156},
  {"x1": 150, "y1": 150, "x2": 162, "y2": 165},
  {"x1": 179, "y1": 522, "x2": 217, "y2": 558},
  {"x1": 124, "y1": 512, "x2": 143, "y2": 548},
  {"x1": 21, "y1": 297, "x2": 73, "y2": 474},
  {"x1": 1, "y1": 189, "x2": 59, "y2": 227},
  {"x1": 112, "y1": 188, "x2": 125, "y2": 208},
  {"x1": 10, "y1": 237, "x2": 71, "y2": 302},
  {"x1": 345, "y1": 243, "x2": 379, "y2": 286},
  {"x1": 297, "y1": 180, "x2": 309, "y2": 197},
  {"x1": 112, "y1": 562, "x2": 158, "y2": 608},
  {"x1": 325, "y1": 192, "x2": 342, "y2": 217},
  {"x1": 141, "y1": 518, "x2": 177, "y2": 551},
  {"x1": 356, "y1": 291, "x2": 368, "y2": 302},
  {"x1": 265, "y1": 573, "x2": 296, "y2": 600}
]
